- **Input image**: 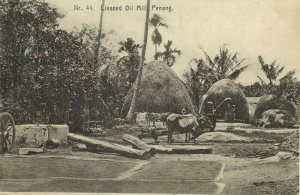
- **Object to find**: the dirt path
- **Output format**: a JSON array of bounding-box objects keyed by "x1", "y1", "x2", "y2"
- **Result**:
[
  {"x1": 2, "y1": 153, "x2": 298, "y2": 194},
  {"x1": 1, "y1": 155, "x2": 223, "y2": 194}
]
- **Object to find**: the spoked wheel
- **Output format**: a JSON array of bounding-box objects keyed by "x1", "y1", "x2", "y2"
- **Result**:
[{"x1": 0, "y1": 112, "x2": 16, "y2": 155}]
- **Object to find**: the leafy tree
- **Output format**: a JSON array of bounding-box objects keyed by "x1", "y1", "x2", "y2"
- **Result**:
[
  {"x1": 240, "y1": 82, "x2": 266, "y2": 97},
  {"x1": 150, "y1": 14, "x2": 168, "y2": 60},
  {"x1": 155, "y1": 40, "x2": 181, "y2": 67},
  {"x1": 0, "y1": 0, "x2": 63, "y2": 122},
  {"x1": 0, "y1": 1, "x2": 116, "y2": 131}
]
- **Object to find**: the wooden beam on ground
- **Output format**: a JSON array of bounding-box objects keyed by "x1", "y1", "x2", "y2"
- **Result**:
[
  {"x1": 150, "y1": 145, "x2": 212, "y2": 154},
  {"x1": 150, "y1": 145, "x2": 173, "y2": 153},
  {"x1": 67, "y1": 133, "x2": 151, "y2": 160},
  {"x1": 122, "y1": 134, "x2": 156, "y2": 156},
  {"x1": 169, "y1": 145, "x2": 213, "y2": 154}
]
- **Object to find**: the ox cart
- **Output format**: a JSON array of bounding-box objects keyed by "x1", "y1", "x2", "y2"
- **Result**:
[{"x1": 0, "y1": 112, "x2": 16, "y2": 154}]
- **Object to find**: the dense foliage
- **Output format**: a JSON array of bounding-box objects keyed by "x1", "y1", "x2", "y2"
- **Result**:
[
  {"x1": 0, "y1": 0, "x2": 118, "y2": 131},
  {"x1": 0, "y1": 0, "x2": 298, "y2": 130},
  {"x1": 183, "y1": 45, "x2": 248, "y2": 110}
]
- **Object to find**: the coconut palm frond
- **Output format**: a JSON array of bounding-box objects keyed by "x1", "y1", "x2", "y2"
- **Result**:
[
  {"x1": 159, "y1": 22, "x2": 168, "y2": 28},
  {"x1": 280, "y1": 70, "x2": 296, "y2": 81},
  {"x1": 229, "y1": 58, "x2": 246, "y2": 71},
  {"x1": 277, "y1": 66, "x2": 285, "y2": 75},
  {"x1": 201, "y1": 49, "x2": 215, "y2": 67},
  {"x1": 227, "y1": 65, "x2": 249, "y2": 80},
  {"x1": 270, "y1": 60, "x2": 277, "y2": 67},
  {"x1": 149, "y1": 14, "x2": 163, "y2": 27},
  {"x1": 151, "y1": 29, "x2": 162, "y2": 45},
  {"x1": 258, "y1": 56, "x2": 264, "y2": 66},
  {"x1": 257, "y1": 76, "x2": 266, "y2": 85}
]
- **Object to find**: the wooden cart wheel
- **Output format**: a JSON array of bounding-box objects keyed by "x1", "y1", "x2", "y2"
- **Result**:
[{"x1": 0, "y1": 112, "x2": 16, "y2": 154}]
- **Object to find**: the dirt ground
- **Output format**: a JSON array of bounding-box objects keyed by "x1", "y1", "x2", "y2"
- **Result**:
[{"x1": 0, "y1": 122, "x2": 299, "y2": 194}]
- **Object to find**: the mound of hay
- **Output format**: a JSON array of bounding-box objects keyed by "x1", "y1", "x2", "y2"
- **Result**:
[
  {"x1": 196, "y1": 132, "x2": 251, "y2": 142},
  {"x1": 253, "y1": 95, "x2": 298, "y2": 122},
  {"x1": 258, "y1": 109, "x2": 296, "y2": 128},
  {"x1": 123, "y1": 61, "x2": 195, "y2": 115},
  {"x1": 199, "y1": 79, "x2": 250, "y2": 122}
]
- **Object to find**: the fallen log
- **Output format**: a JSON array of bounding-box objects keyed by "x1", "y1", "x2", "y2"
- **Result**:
[
  {"x1": 19, "y1": 147, "x2": 45, "y2": 155},
  {"x1": 122, "y1": 134, "x2": 156, "y2": 156},
  {"x1": 67, "y1": 133, "x2": 152, "y2": 160}
]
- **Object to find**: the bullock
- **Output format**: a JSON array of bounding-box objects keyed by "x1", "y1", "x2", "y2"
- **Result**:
[
  {"x1": 166, "y1": 113, "x2": 213, "y2": 143},
  {"x1": 159, "y1": 112, "x2": 170, "y2": 126},
  {"x1": 145, "y1": 112, "x2": 157, "y2": 126}
]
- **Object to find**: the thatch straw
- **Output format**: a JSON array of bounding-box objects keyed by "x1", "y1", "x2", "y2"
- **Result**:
[
  {"x1": 123, "y1": 61, "x2": 195, "y2": 115},
  {"x1": 199, "y1": 79, "x2": 250, "y2": 122},
  {"x1": 253, "y1": 94, "x2": 298, "y2": 121}
]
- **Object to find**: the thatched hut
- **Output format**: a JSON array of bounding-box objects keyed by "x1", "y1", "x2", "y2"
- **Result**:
[
  {"x1": 123, "y1": 61, "x2": 196, "y2": 115},
  {"x1": 253, "y1": 94, "x2": 298, "y2": 121},
  {"x1": 199, "y1": 79, "x2": 250, "y2": 122}
]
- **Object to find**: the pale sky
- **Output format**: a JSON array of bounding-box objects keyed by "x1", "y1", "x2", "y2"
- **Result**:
[{"x1": 46, "y1": 0, "x2": 300, "y2": 85}]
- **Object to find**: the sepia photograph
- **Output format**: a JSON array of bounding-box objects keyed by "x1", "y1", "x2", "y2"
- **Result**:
[{"x1": 0, "y1": 0, "x2": 299, "y2": 194}]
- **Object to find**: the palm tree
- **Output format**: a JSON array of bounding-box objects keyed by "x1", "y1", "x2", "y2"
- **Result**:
[
  {"x1": 118, "y1": 38, "x2": 141, "y2": 87},
  {"x1": 155, "y1": 40, "x2": 181, "y2": 67},
  {"x1": 198, "y1": 45, "x2": 249, "y2": 82},
  {"x1": 118, "y1": 38, "x2": 141, "y2": 56},
  {"x1": 125, "y1": 0, "x2": 150, "y2": 123},
  {"x1": 94, "y1": 0, "x2": 105, "y2": 65},
  {"x1": 183, "y1": 45, "x2": 248, "y2": 109},
  {"x1": 183, "y1": 59, "x2": 212, "y2": 110},
  {"x1": 257, "y1": 55, "x2": 295, "y2": 86},
  {"x1": 150, "y1": 14, "x2": 168, "y2": 60}
]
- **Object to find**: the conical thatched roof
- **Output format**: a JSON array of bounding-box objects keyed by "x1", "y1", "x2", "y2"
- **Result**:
[
  {"x1": 123, "y1": 61, "x2": 196, "y2": 115},
  {"x1": 253, "y1": 94, "x2": 298, "y2": 121},
  {"x1": 199, "y1": 79, "x2": 250, "y2": 122}
]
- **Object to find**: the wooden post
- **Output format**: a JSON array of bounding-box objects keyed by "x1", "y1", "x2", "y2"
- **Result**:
[{"x1": 67, "y1": 133, "x2": 151, "y2": 160}]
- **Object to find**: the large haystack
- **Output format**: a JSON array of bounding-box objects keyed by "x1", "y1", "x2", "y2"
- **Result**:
[
  {"x1": 123, "y1": 61, "x2": 195, "y2": 115},
  {"x1": 253, "y1": 94, "x2": 298, "y2": 121},
  {"x1": 199, "y1": 79, "x2": 250, "y2": 122}
]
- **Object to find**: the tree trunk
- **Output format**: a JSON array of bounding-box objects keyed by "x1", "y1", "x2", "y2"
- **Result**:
[
  {"x1": 122, "y1": 134, "x2": 156, "y2": 155},
  {"x1": 154, "y1": 44, "x2": 157, "y2": 59},
  {"x1": 67, "y1": 133, "x2": 152, "y2": 160},
  {"x1": 125, "y1": 0, "x2": 151, "y2": 123},
  {"x1": 94, "y1": 0, "x2": 105, "y2": 65}
]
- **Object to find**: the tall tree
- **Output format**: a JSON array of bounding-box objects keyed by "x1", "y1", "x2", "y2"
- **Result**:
[
  {"x1": 117, "y1": 38, "x2": 141, "y2": 89},
  {"x1": 257, "y1": 55, "x2": 295, "y2": 86},
  {"x1": 125, "y1": 0, "x2": 150, "y2": 123},
  {"x1": 155, "y1": 40, "x2": 181, "y2": 67},
  {"x1": 183, "y1": 59, "x2": 212, "y2": 110},
  {"x1": 150, "y1": 14, "x2": 168, "y2": 60},
  {"x1": 196, "y1": 45, "x2": 249, "y2": 82},
  {"x1": 183, "y1": 45, "x2": 248, "y2": 109},
  {"x1": 94, "y1": 0, "x2": 105, "y2": 65}
]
